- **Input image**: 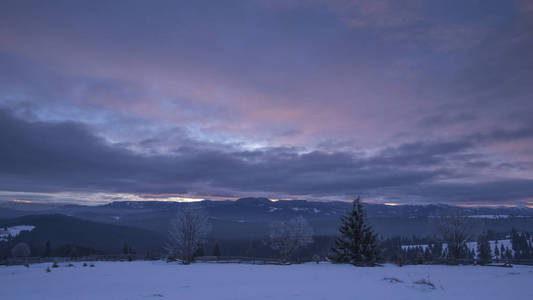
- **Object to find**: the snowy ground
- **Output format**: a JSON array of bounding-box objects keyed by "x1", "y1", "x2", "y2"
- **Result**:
[{"x1": 1, "y1": 261, "x2": 532, "y2": 300}]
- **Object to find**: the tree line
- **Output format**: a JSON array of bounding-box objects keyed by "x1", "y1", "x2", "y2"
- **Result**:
[
  {"x1": 3, "y1": 198, "x2": 532, "y2": 267},
  {"x1": 164, "y1": 197, "x2": 533, "y2": 266},
  {"x1": 165, "y1": 197, "x2": 380, "y2": 265}
]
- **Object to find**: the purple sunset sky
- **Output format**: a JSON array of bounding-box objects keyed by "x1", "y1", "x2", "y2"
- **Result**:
[{"x1": 1, "y1": 0, "x2": 532, "y2": 206}]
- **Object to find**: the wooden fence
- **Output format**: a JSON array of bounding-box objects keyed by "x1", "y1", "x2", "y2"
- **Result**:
[
  {"x1": 193, "y1": 256, "x2": 286, "y2": 265},
  {"x1": 2, "y1": 255, "x2": 533, "y2": 267},
  {"x1": 0, "y1": 255, "x2": 286, "y2": 266}
]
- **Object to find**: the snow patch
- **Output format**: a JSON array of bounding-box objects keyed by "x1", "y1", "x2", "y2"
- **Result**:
[
  {"x1": 468, "y1": 215, "x2": 509, "y2": 219},
  {"x1": 0, "y1": 225, "x2": 36, "y2": 242},
  {"x1": 402, "y1": 239, "x2": 514, "y2": 258}
]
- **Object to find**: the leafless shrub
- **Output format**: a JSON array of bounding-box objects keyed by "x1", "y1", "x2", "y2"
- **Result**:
[
  {"x1": 11, "y1": 243, "x2": 31, "y2": 258},
  {"x1": 269, "y1": 216, "x2": 314, "y2": 263},
  {"x1": 434, "y1": 214, "x2": 474, "y2": 262},
  {"x1": 165, "y1": 204, "x2": 211, "y2": 264}
]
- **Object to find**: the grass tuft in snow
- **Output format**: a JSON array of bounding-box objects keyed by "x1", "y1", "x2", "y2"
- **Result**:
[
  {"x1": 383, "y1": 277, "x2": 403, "y2": 283},
  {"x1": 413, "y1": 277, "x2": 436, "y2": 289}
]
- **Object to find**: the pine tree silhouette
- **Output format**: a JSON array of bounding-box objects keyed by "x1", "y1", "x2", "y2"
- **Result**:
[
  {"x1": 329, "y1": 197, "x2": 379, "y2": 266},
  {"x1": 213, "y1": 243, "x2": 221, "y2": 258}
]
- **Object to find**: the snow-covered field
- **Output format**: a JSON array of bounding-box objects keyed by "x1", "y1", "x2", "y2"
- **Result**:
[{"x1": 1, "y1": 261, "x2": 532, "y2": 300}]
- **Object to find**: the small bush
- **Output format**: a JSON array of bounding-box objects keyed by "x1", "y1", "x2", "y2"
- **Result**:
[
  {"x1": 312, "y1": 254, "x2": 321, "y2": 264},
  {"x1": 83, "y1": 263, "x2": 88, "y2": 267},
  {"x1": 11, "y1": 243, "x2": 31, "y2": 258},
  {"x1": 24, "y1": 263, "x2": 30, "y2": 268},
  {"x1": 46, "y1": 267, "x2": 51, "y2": 273},
  {"x1": 52, "y1": 262, "x2": 59, "y2": 268},
  {"x1": 67, "y1": 263, "x2": 75, "y2": 267},
  {"x1": 89, "y1": 264, "x2": 95, "y2": 267}
]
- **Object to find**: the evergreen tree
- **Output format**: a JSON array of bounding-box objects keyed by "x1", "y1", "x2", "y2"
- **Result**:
[
  {"x1": 505, "y1": 247, "x2": 513, "y2": 259},
  {"x1": 213, "y1": 242, "x2": 221, "y2": 257},
  {"x1": 43, "y1": 240, "x2": 51, "y2": 257},
  {"x1": 477, "y1": 231, "x2": 492, "y2": 265},
  {"x1": 510, "y1": 228, "x2": 519, "y2": 252},
  {"x1": 329, "y1": 197, "x2": 379, "y2": 266},
  {"x1": 494, "y1": 243, "x2": 500, "y2": 258},
  {"x1": 193, "y1": 244, "x2": 205, "y2": 257},
  {"x1": 245, "y1": 241, "x2": 256, "y2": 258}
]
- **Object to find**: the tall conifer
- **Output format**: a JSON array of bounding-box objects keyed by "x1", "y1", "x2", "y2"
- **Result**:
[{"x1": 329, "y1": 197, "x2": 379, "y2": 266}]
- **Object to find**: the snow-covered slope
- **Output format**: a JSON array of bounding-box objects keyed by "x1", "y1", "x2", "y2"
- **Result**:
[
  {"x1": 0, "y1": 225, "x2": 35, "y2": 242},
  {"x1": 0, "y1": 261, "x2": 531, "y2": 300},
  {"x1": 402, "y1": 239, "x2": 514, "y2": 258}
]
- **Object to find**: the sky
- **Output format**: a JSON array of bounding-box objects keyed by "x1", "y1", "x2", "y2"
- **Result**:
[{"x1": 1, "y1": 0, "x2": 533, "y2": 206}]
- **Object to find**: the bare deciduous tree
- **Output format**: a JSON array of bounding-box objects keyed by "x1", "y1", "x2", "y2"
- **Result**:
[
  {"x1": 165, "y1": 205, "x2": 210, "y2": 264},
  {"x1": 434, "y1": 214, "x2": 474, "y2": 262},
  {"x1": 269, "y1": 216, "x2": 314, "y2": 263}
]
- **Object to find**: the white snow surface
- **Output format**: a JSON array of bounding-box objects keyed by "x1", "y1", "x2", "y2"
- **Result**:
[
  {"x1": 467, "y1": 215, "x2": 510, "y2": 219},
  {"x1": 1, "y1": 261, "x2": 532, "y2": 300},
  {"x1": 0, "y1": 225, "x2": 35, "y2": 242}
]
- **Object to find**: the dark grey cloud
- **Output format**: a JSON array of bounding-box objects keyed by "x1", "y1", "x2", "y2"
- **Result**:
[
  {"x1": 1, "y1": 108, "x2": 532, "y2": 205},
  {"x1": 398, "y1": 180, "x2": 533, "y2": 204},
  {"x1": 0, "y1": 108, "x2": 437, "y2": 195}
]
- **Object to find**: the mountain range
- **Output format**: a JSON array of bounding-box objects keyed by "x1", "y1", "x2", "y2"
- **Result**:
[{"x1": 1, "y1": 198, "x2": 532, "y2": 256}]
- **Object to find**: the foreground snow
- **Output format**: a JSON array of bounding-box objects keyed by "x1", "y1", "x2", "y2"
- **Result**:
[{"x1": 1, "y1": 261, "x2": 532, "y2": 300}]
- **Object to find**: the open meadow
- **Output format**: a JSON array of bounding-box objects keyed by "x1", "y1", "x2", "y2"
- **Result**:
[{"x1": 1, "y1": 261, "x2": 532, "y2": 300}]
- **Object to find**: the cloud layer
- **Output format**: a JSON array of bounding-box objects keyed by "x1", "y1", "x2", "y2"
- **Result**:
[{"x1": 0, "y1": 0, "x2": 532, "y2": 205}]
